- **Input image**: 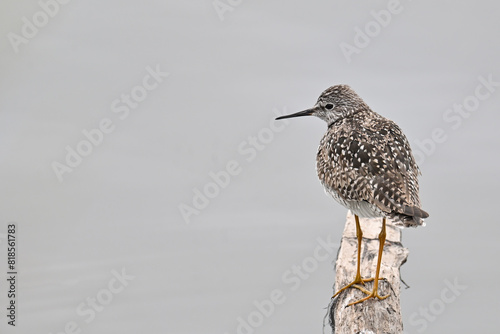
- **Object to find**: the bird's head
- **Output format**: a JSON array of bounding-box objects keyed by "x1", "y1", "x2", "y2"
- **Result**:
[{"x1": 276, "y1": 84, "x2": 368, "y2": 125}]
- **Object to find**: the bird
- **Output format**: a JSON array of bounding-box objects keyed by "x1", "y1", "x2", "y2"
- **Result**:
[{"x1": 276, "y1": 84, "x2": 428, "y2": 306}]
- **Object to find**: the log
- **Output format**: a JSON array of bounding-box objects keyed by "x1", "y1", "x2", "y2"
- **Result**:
[{"x1": 328, "y1": 211, "x2": 409, "y2": 334}]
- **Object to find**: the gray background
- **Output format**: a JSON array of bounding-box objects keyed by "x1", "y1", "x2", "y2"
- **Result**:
[{"x1": 1, "y1": 1, "x2": 499, "y2": 333}]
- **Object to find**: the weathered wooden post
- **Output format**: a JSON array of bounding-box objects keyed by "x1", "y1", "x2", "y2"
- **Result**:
[{"x1": 329, "y1": 211, "x2": 409, "y2": 334}]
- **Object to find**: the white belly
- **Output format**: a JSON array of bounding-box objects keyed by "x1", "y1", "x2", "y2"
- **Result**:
[{"x1": 323, "y1": 186, "x2": 383, "y2": 218}]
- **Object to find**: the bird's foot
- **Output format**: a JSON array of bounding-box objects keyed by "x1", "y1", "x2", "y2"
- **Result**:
[
  {"x1": 332, "y1": 276, "x2": 381, "y2": 298},
  {"x1": 346, "y1": 282, "x2": 390, "y2": 306}
]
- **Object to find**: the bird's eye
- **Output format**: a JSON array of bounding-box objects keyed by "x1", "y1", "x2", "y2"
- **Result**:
[{"x1": 325, "y1": 104, "x2": 334, "y2": 110}]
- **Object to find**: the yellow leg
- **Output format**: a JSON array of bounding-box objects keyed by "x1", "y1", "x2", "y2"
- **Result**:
[
  {"x1": 333, "y1": 215, "x2": 373, "y2": 298},
  {"x1": 348, "y1": 217, "x2": 390, "y2": 306}
]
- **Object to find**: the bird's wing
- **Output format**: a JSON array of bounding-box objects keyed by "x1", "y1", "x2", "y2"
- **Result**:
[{"x1": 318, "y1": 120, "x2": 426, "y2": 219}]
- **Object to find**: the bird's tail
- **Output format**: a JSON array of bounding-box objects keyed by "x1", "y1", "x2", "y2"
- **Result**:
[{"x1": 392, "y1": 205, "x2": 429, "y2": 228}]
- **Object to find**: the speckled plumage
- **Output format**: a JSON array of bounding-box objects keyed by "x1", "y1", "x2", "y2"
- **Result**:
[{"x1": 279, "y1": 85, "x2": 428, "y2": 227}]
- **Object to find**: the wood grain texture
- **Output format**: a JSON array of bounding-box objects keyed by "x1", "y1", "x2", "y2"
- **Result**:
[{"x1": 329, "y1": 212, "x2": 409, "y2": 334}]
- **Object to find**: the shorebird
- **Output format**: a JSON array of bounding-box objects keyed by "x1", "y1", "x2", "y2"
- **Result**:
[{"x1": 276, "y1": 85, "x2": 428, "y2": 306}]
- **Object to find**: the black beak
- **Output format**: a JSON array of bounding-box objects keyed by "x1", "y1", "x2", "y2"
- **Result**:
[{"x1": 275, "y1": 107, "x2": 316, "y2": 120}]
